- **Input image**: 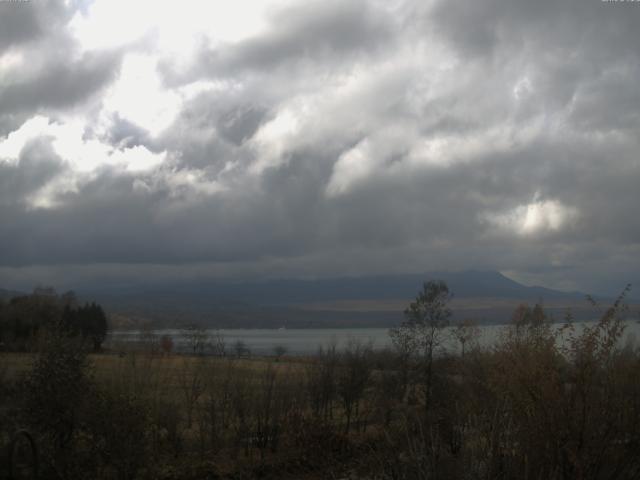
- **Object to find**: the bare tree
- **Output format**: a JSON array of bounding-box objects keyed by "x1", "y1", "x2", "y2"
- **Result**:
[
  {"x1": 451, "y1": 319, "x2": 480, "y2": 358},
  {"x1": 137, "y1": 324, "x2": 159, "y2": 354},
  {"x1": 306, "y1": 342, "x2": 339, "y2": 423},
  {"x1": 273, "y1": 344, "x2": 287, "y2": 360},
  {"x1": 234, "y1": 339, "x2": 250, "y2": 358},
  {"x1": 178, "y1": 356, "x2": 206, "y2": 428},
  {"x1": 337, "y1": 339, "x2": 373, "y2": 433},
  {"x1": 160, "y1": 334, "x2": 174, "y2": 355},
  {"x1": 23, "y1": 324, "x2": 92, "y2": 476},
  {"x1": 253, "y1": 365, "x2": 286, "y2": 459},
  {"x1": 388, "y1": 324, "x2": 418, "y2": 404},
  {"x1": 211, "y1": 329, "x2": 226, "y2": 357},
  {"x1": 229, "y1": 366, "x2": 253, "y2": 458},
  {"x1": 390, "y1": 280, "x2": 452, "y2": 412},
  {"x1": 203, "y1": 358, "x2": 236, "y2": 453},
  {"x1": 373, "y1": 351, "x2": 407, "y2": 426},
  {"x1": 183, "y1": 324, "x2": 210, "y2": 355}
]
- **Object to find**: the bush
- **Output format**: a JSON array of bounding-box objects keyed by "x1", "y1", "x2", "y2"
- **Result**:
[
  {"x1": 22, "y1": 325, "x2": 93, "y2": 478},
  {"x1": 84, "y1": 390, "x2": 150, "y2": 480}
]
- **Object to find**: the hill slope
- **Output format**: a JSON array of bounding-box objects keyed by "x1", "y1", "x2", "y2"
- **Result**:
[{"x1": 75, "y1": 271, "x2": 595, "y2": 328}]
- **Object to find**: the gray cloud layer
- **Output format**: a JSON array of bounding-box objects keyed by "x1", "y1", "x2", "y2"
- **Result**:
[{"x1": 1, "y1": 0, "x2": 639, "y2": 295}]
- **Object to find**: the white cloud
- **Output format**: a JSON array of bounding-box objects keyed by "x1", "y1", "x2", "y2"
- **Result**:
[
  {"x1": 249, "y1": 106, "x2": 300, "y2": 173},
  {"x1": 113, "y1": 145, "x2": 166, "y2": 173},
  {"x1": 0, "y1": 114, "x2": 167, "y2": 208},
  {"x1": 482, "y1": 196, "x2": 579, "y2": 236},
  {"x1": 101, "y1": 54, "x2": 181, "y2": 137},
  {"x1": 0, "y1": 50, "x2": 24, "y2": 73},
  {"x1": 0, "y1": 115, "x2": 51, "y2": 162},
  {"x1": 165, "y1": 168, "x2": 226, "y2": 198},
  {"x1": 326, "y1": 138, "x2": 374, "y2": 196},
  {"x1": 69, "y1": 0, "x2": 274, "y2": 54}
]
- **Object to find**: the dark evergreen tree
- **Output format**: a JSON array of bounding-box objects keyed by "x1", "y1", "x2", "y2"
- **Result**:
[{"x1": 86, "y1": 302, "x2": 108, "y2": 352}]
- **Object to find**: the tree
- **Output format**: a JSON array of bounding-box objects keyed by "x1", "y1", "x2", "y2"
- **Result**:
[
  {"x1": 483, "y1": 287, "x2": 640, "y2": 479},
  {"x1": 62, "y1": 302, "x2": 108, "y2": 351},
  {"x1": 24, "y1": 323, "x2": 93, "y2": 475},
  {"x1": 273, "y1": 344, "x2": 287, "y2": 360},
  {"x1": 211, "y1": 330, "x2": 226, "y2": 357},
  {"x1": 184, "y1": 324, "x2": 210, "y2": 355},
  {"x1": 337, "y1": 339, "x2": 373, "y2": 433},
  {"x1": 306, "y1": 342, "x2": 338, "y2": 422},
  {"x1": 178, "y1": 357, "x2": 206, "y2": 428},
  {"x1": 5, "y1": 293, "x2": 61, "y2": 349},
  {"x1": 234, "y1": 339, "x2": 250, "y2": 358},
  {"x1": 390, "y1": 280, "x2": 452, "y2": 411},
  {"x1": 84, "y1": 302, "x2": 108, "y2": 352},
  {"x1": 160, "y1": 334, "x2": 174, "y2": 355},
  {"x1": 60, "y1": 290, "x2": 78, "y2": 308},
  {"x1": 452, "y1": 318, "x2": 480, "y2": 358},
  {"x1": 138, "y1": 324, "x2": 159, "y2": 354},
  {"x1": 0, "y1": 292, "x2": 110, "y2": 351}
]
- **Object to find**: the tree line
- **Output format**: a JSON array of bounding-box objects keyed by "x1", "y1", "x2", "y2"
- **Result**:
[{"x1": 0, "y1": 287, "x2": 108, "y2": 352}]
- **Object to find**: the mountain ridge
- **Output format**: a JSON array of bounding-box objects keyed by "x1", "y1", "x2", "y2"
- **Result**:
[
  {"x1": 78, "y1": 270, "x2": 587, "y2": 304},
  {"x1": 3, "y1": 271, "x2": 629, "y2": 328},
  {"x1": 71, "y1": 270, "x2": 607, "y2": 328}
]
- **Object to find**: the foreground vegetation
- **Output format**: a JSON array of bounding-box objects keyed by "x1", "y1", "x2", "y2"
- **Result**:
[{"x1": 1, "y1": 283, "x2": 640, "y2": 479}]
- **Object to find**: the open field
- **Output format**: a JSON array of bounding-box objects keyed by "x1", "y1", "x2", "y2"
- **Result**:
[
  {"x1": 3, "y1": 297, "x2": 640, "y2": 479},
  {"x1": 1, "y1": 351, "x2": 308, "y2": 390},
  {"x1": 1, "y1": 348, "x2": 389, "y2": 479}
]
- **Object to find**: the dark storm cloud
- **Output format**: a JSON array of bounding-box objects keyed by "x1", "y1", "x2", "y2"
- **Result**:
[
  {"x1": 161, "y1": 0, "x2": 397, "y2": 84},
  {"x1": 428, "y1": 0, "x2": 640, "y2": 123},
  {"x1": 0, "y1": 2, "x2": 42, "y2": 51},
  {"x1": 0, "y1": 49, "x2": 121, "y2": 114},
  {"x1": 430, "y1": 0, "x2": 640, "y2": 60},
  {"x1": 214, "y1": 0, "x2": 394, "y2": 70},
  {"x1": 0, "y1": 0, "x2": 76, "y2": 52},
  {"x1": 153, "y1": 90, "x2": 266, "y2": 171},
  {"x1": 0, "y1": 137, "x2": 65, "y2": 205},
  {"x1": 0, "y1": 140, "x2": 598, "y2": 265},
  {"x1": 0, "y1": 1, "x2": 124, "y2": 136},
  {"x1": 0, "y1": 166, "x2": 307, "y2": 266},
  {"x1": 89, "y1": 113, "x2": 153, "y2": 151},
  {"x1": 217, "y1": 105, "x2": 269, "y2": 146},
  {"x1": 1, "y1": 0, "x2": 640, "y2": 294},
  {"x1": 0, "y1": 113, "x2": 32, "y2": 140}
]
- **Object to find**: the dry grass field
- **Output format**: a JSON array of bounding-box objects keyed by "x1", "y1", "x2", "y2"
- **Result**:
[{"x1": 3, "y1": 294, "x2": 640, "y2": 479}]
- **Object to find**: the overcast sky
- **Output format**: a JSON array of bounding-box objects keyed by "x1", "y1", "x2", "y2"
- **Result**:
[{"x1": 0, "y1": 0, "x2": 639, "y2": 295}]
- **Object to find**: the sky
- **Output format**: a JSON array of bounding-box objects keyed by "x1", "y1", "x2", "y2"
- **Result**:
[{"x1": 0, "y1": 0, "x2": 639, "y2": 296}]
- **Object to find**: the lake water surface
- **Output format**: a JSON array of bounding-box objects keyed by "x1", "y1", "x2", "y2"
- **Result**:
[{"x1": 109, "y1": 320, "x2": 640, "y2": 355}]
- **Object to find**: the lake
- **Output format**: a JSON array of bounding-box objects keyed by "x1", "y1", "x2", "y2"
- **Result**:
[{"x1": 108, "y1": 320, "x2": 640, "y2": 355}]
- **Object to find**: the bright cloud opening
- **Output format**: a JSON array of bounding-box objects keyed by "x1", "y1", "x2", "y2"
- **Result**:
[
  {"x1": 0, "y1": 116, "x2": 51, "y2": 162},
  {"x1": 0, "y1": 115, "x2": 166, "y2": 173},
  {"x1": 326, "y1": 138, "x2": 374, "y2": 197},
  {"x1": 102, "y1": 54, "x2": 181, "y2": 137},
  {"x1": 482, "y1": 197, "x2": 579, "y2": 236},
  {"x1": 70, "y1": 0, "x2": 272, "y2": 54},
  {"x1": 249, "y1": 108, "x2": 300, "y2": 173}
]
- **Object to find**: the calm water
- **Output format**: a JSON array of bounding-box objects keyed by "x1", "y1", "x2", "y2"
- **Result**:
[{"x1": 109, "y1": 321, "x2": 640, "y2": 355}]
